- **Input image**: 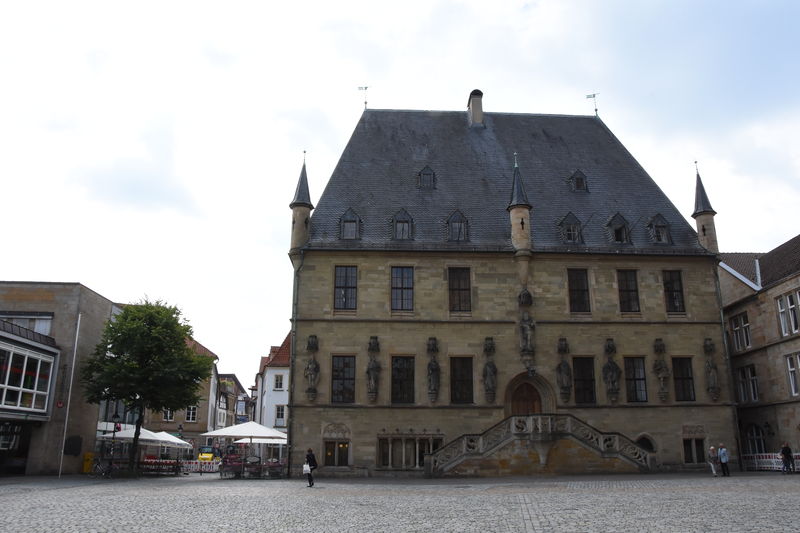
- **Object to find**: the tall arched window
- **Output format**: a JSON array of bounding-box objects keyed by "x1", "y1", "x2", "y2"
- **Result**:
[{"x1": 745, "y1": 424, "x2": 766, "y2": 454}]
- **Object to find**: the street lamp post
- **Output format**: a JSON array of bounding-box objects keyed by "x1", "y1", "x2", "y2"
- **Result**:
[{"x1": 110, "y1": 411, "x2": 121, "y2": 475}]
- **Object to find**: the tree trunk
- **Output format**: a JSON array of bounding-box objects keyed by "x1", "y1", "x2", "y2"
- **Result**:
[{"x1": 128, "y1": 406, "x2": 145, "y2": 472}]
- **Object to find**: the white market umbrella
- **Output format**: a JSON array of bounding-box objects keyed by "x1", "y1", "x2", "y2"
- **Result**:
[
  {"x1": 233, "y1": 437, "x2": 286, "y2": 445},
  {"x1": 201, "y1": 421, "x2": 286, "y2": 440},
  {"x1": 154, "y1": 431, "x2": 193, "y2": 448},
  {"x1": 98, "y1": 427, "x2": 164, "y2": 444}
]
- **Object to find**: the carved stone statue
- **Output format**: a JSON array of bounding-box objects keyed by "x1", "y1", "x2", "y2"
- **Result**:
[
  {"x1": 427, "y1": 355, "x2": 440, "y2": 402},
  {"x1": 520, "y1": 312, "x2": 535, "y2": 354},
  {"x1": 556, "y1": 358, "x2": 572, "y2": 402},
  {"x1": 366, "y1": 353, "x2": 381, "y2": 401},
  {"x1": 653, "y1": 357, "x2": 670, "y2": 401},
  {"x1": 483, "y1": 359, "x2": 497, "y2": 403},
  {"x1": 304, "y1": 357, "x2": 320, "y2": 401},
  {"x1": 602, "y1": 355, "x2": 621, "y2": 402},
  {"x1": 705, "y1": 356, "x2": 720, "y2": 401}
]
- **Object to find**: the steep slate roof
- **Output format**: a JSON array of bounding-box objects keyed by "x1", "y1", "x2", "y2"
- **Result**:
[
  {"x1": 306, "y1": 107, "x2": 707, "y2": 255},
  {"x1": 759, "y1": 233, "x2": 800, "y2": 287},
  {"x1": 720, "y1": 252, "x2": 762, "y2": 284},
  {"x1": 692, "y1": 172, "x2": 716, "y2": 217}
]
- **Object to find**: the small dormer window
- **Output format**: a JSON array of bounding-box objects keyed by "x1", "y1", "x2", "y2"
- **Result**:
[
  {"x1": 607, "y1": 213, "x2": 630, "y2": 244},
  {"x1": 392, "y1": 209, "x2": 413, "y2": 240},
  {"x1": 447, "y1": 211, "x2": 468, "y2": 242},
  {"x1": 570, "y1": 170, "x2": 588, "y2": 192},
  {"x1": 340, "y1": 208, "x2": 361, "y2": 240},
  {"x1": 418, "y1": 166, "x2": 436, "y2": 189},
  {"x1": 558, "y1": 212, "x2": 583, "y2": 244},
  {"x1": 647, "y1": 214, "x2": 672, "y2": 244}
]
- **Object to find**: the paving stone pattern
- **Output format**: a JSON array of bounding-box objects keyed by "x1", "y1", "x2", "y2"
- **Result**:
[{"x1": 1, "y1": 472, "x2": 797, "y2": 533}]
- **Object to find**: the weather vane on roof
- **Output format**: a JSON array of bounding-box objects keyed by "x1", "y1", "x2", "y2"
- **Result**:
[
  {"x1": 358, "y1": 86, "x2": 369, "y2": 109},
  {"x1": 586, "y1": 93, "x2": 599, "y2": 116}
]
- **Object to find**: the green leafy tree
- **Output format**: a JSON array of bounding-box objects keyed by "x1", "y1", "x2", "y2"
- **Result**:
[{"x1": 82, "y1": 300, "x2": 213, "y2": 470}]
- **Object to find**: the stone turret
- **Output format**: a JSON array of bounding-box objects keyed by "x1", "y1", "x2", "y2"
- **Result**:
[
  {"x1": 507, "y1": 156, "x2": 533, "y2": 297},
  {"x1": 289, "y1": 161, "x2": 314, "y2": 269},
  {"x1": 691, "y1": 171, "x2": 718, "y2": 253}
]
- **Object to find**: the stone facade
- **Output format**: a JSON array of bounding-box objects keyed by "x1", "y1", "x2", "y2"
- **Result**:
[
  {"x1": 719, "y1": 235, "x2": 800, "y2": 456},
  {"x1": 290, "y1": 251, "x2": 735, "y2": 476},
  {"x1": 287, "y1": 91, "x2": 737, "y2": 477},
  {"x1": 0, "y1": 282, "x2": 118, "y2": 475}
]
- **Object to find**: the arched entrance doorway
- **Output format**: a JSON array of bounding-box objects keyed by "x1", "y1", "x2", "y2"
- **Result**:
[
  {"x1": 510, "y1": 382, "x2": 542, "y2": 415},
  {"x1": 503, "y1": 372, "x2": 555, "y2": 418}
]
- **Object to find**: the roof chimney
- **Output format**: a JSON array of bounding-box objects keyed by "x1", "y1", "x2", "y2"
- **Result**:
[{"x1": 467, "y1": 89, "x2": 483, "y2": 127}]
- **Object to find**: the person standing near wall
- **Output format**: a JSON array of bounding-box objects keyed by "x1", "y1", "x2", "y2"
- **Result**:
[
  {"x1": 707, "y1": 445, "x2": 719, "y2": 477},
  {"x1": 718, "y1": 443, "x2": 730, "y2": 477}
]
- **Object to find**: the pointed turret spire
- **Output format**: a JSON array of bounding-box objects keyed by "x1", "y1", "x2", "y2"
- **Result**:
[
  {"x1": 692, "y1": 168, "x2": 715, "y2": 218},
  {"x1": 507, "y1": 153, "x2": 531, "y2": 211},
  {"x1": 290, "y1": 159, "x2": 314, "y2": 210}
]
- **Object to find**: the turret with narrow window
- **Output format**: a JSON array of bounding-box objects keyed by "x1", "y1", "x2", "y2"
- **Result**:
[
  {"x1": 289, "y1": 161, "x2": 314, "y2": 269},
  {"x1": 691, "y1": 170, "x2": 718, "y2": 253}
]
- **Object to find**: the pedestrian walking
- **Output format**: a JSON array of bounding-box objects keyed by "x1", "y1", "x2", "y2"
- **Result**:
[
  {"x1": 707, "y1": 445, "x2": 719, "y2": 477},
  {"x1": 718, "y1": 443, "x2": 730, "y2": 477},
  {"x1": 779, "y1": 442, "x2": 794, "y2": 474},
  {"x1": 304, "y1": 448, "x2": 318, "y2": 487}
]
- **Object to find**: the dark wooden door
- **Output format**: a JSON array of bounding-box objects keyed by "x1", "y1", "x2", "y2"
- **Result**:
[{"x1": 511, "y1": 383, "x2": 542, "y2": 415}]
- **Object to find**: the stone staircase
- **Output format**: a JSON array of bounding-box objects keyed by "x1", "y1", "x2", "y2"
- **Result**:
[{"x1": 424, "y1": 414, "x2": 651, "y2": 477}]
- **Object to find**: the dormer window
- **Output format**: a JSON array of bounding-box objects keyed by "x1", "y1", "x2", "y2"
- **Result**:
[
  {"x1": 606, "y1": 213, "x2": 630, "y2": 244},
  {"x1": 340, "y1": 208, "x2": 361, "y2": 240},
  {"x1": 447, "y1": 210, "x2": 468, "y2": 242},
  {"x1": 569, "y1": 170, "x2": 588, "y2": 192},
  {"x1": 647, "y1": 214, "x2": 672, "y2": 244},
  {"x1": 392, "y1": 209, "x2": 413, "y2": 240},
  {"x1": 558, "y1": 212, "x2": 583, "y2": 244},
  {"x1": 418, "y1": 166, "x2": 436, "y2": 189}
]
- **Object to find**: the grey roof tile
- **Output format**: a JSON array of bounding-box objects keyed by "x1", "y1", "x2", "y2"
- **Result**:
[{"x1": 306, "y1": 109, "x2": 708, "y2": 255}]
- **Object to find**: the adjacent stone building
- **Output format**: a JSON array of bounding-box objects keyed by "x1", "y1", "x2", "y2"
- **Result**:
[
  {"x1": 0, "y1": 282, "x2": 119, "y2": 475},
  {"x1": 287, "y1": 90, "x2": 737, "y2": 477},
  {"x1": 719, "y1": 233, "x2": 800, "y2": 455}
]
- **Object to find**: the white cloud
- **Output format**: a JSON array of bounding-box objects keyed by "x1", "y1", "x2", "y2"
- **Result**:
[{"x1": 1, "y1": 0, "x2": 798, "y2": 383}]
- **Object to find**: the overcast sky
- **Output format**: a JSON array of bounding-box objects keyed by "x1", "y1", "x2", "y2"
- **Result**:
[{"x1": 1, "y1": 1, "x2": 798, "y2": 385}]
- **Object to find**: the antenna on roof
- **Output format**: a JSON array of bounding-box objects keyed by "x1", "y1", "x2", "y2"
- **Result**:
[
  {"x1": 694, "y1": 160, "x2": 699, "y2": 174},
  {"x1": 303, "y1": 150, "x2": 306, "y2": 163},
  {"x1": 358, "y1": 86, "x2": 369, "y2": 109},
  {"x1": 586, "y1": 93, "x2": 599, "y2": 116}
]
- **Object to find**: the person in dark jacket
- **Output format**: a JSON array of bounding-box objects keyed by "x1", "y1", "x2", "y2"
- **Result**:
[
  {"x1": 305, "y1": 448, "x2": 318, "y2": 487},
  {"x1": 780, "y1": 442, "x2": 794, "y2": 474}
]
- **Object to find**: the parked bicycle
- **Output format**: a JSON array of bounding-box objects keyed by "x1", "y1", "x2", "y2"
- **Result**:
[{"x1": 88, "y1": 458, "x2": 117, "y2": 478}]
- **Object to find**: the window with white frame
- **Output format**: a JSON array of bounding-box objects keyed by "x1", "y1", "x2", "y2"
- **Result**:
[
  {"x1": 0, "y1": 343, "x2": 54, "y2": 413},
  {"x1": 163, "y1": 409, "x2": 174, "y2": 421},
  {"x1": 185, "y1": 405, "x2": 197, "y2": 423},
  {"x1": 737, "y1": 365, "x2": 759, "y2": 402},
  {"x1": 787, "y1": 354, "x2": 800, "y2": 396},
  {"x1": 217, "y1": 410, "x2": 226, "y2": 426},
  {"x1": 777, "y1": 291, "x2": 800, "y2": 336},
  {"x1": 274, "y1": 374, "x2": 284, "y2": 390},
  {"x1": 730, "y1": 312, "x2": 751, "y2": 352},
  {"x1": 275, "y1": 405, "x2": 285, "y2": 426}
]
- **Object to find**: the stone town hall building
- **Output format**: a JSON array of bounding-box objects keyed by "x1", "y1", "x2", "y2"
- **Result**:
[{"x1": 286, "y1": 90, "x2": 736, "y2": 477}]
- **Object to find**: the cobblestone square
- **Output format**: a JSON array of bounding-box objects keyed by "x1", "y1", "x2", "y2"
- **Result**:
[{"x1": 2, "y1": 472, "x2": 797, "y2": 532}]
